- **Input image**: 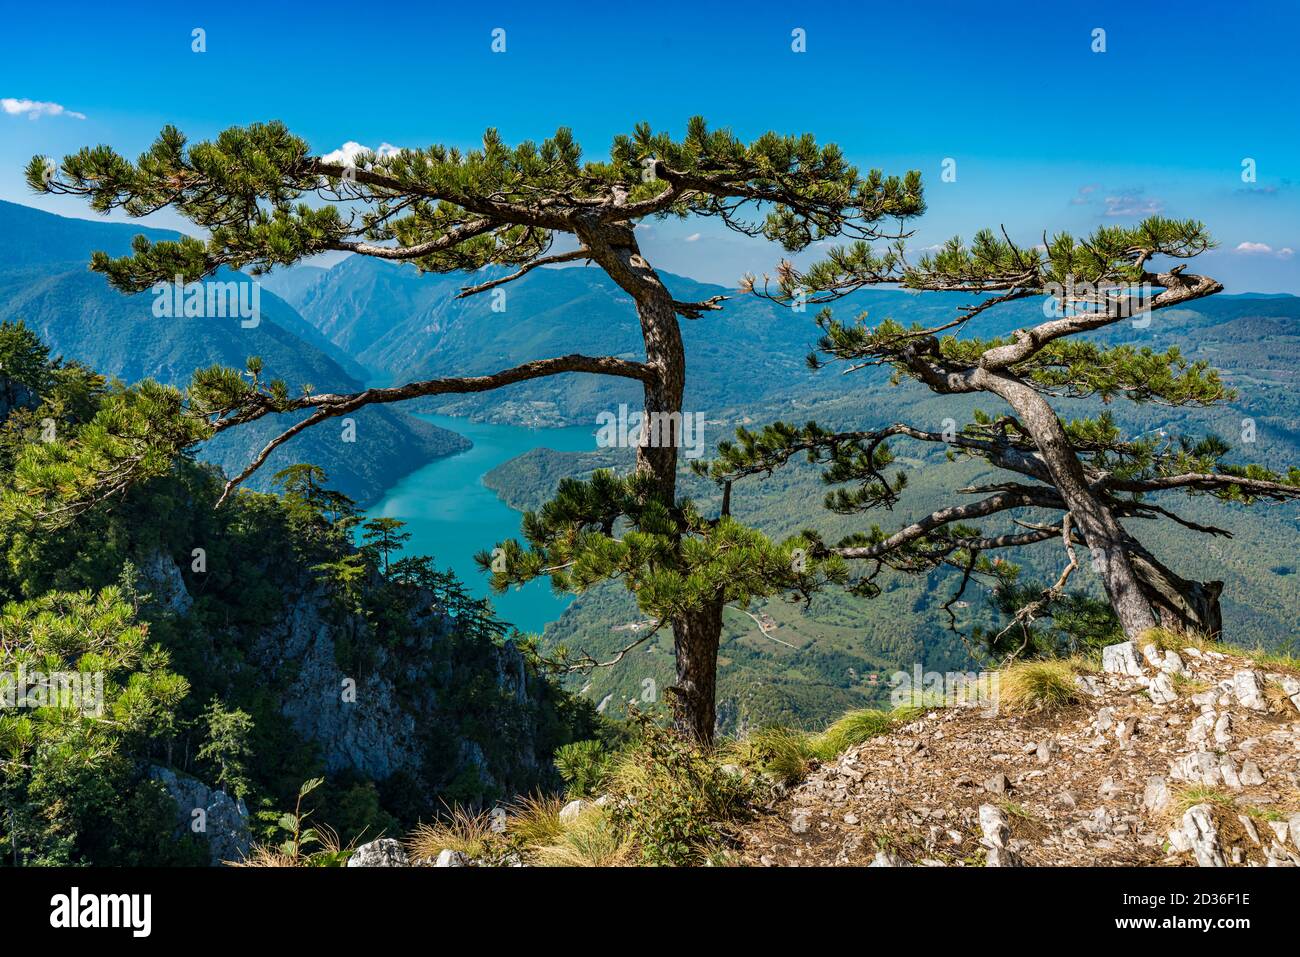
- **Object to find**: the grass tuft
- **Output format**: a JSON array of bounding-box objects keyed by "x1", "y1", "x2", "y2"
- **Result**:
[
  {"x1": 1139, "y1": 627, "x2": 1222, "y2": 654},
  {"x1": 530, "y1": 807, "x2": 629, "y2": 867},
  {"x1": 407, "y1": 806, "x2": 495, "y2": 862},
  {"x1": 997, "y1": 659, "x2": 1083, "y2": 714},
  {"x1": 506, "y1": 793, "x2": 567, "y2": 847}
]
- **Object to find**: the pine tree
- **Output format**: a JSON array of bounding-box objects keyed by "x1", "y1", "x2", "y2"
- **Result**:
[
  {"x1": 360, "y1": 517, "x2": 410, "y2": 575},
  {"x1": 28, "y1": 118, "x2": 924, "y2": 743},
  {"x1": 709, "y1": 217, "x2": 1300, "y2": 642}
]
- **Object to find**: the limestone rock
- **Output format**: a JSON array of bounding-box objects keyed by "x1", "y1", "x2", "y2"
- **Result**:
[
  {"x1": 149, "y1": 765, "x2": 251, "y2": 866},
  {"x1": 1148, "y1": 672, "x2": 1178, "y2": 705},
  {"x1": 1181, "y1": 804, "x2": 1226, "y2": 867},
  {"x1": 1142, "y1": 777, "x2": 1171, "y2": 815},
  {"x1": 347, "y1": 838, "x2": 408, "y2": 867},
  {"x1": 1102, "y1": 641, "x2": 1146, "y2": 677},
  {"x1": 1233, "y1": 670, "x2": 1268, "y2": 712}
]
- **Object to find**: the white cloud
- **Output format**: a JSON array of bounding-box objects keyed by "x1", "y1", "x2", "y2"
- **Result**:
[
  {"x1": 1234, "y1": 241, "x2": 1295, "y2": 259},
  {"x1": 318, "y1": 141, "x2": 403, "y2": 165},
  {"x1": 684, "y1": 232, "x2": 701, "y2": 243},
  {"x1": 1070, "y1": 183, "x2": 1099, "y2": 205},
  {"x1": 1235, "y1": 241, "x2": 1274, "y2": 254},
  {"x1": 1102, "y1": 190, "x2": 1163, "y2": 217},
  {"x1": 1, "y1": 97, "x2": 85, "y2": 120}
]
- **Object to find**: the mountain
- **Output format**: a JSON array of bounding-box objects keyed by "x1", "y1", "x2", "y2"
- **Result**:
[
  {"x1": 0, "y1": 201, "x2": 465, "y2": 502},
  {"x1": 273, "y1": 255, "x2": 1024, "y2": 427}
]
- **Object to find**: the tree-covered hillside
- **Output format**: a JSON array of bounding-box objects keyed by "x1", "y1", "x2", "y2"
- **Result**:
[
  {"x1": 0, "y1": 322, "x2": 596, "y2": 865},
  {"x1": 0, "y1": 201, "x2": 466, "y2": 503}
]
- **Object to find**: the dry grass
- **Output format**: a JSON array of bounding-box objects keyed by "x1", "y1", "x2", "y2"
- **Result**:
[
  {"x1": 1263, "y1": 680, "x2": 1300, "y2": 715},
  {"x1": 997, "y1": 659, "x2": 1084, "y2": 714},
  {"x1": 506, "y1": 793, "x2": 567, "y2": 847},
  {"x1": 725, "y1": 706, "x2": 922, "y2": 786},
  {"x1": 1139, "y1": 626, "x2": 1222, "y2": 654},
  {"x1": 1242, "y1": 647, "x2": 1300, "y2": 676},
  {"x1": 529, "y1": 807, "x2": 630, "y2": 867},
  {"x1": 407, "y1": 806, "x2": 495, "y2": 862}
]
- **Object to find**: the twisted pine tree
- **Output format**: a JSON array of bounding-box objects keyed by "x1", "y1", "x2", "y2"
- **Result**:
[
  {"x1": 705, "y1": 218, "x2": 1300, "y2": 645},
  {"x1": 24, "y1": 118, "x2": 923, "y2": 743}
]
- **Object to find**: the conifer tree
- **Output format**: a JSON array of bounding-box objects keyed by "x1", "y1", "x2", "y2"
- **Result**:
[
  {"x1": 711, "y1": 218, "x2": 1300, "y2": 642},
  {"x1": 27, "y1": 118, "x2": 923, "y2": 743}
]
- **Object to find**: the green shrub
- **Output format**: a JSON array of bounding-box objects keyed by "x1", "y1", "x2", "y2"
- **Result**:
[
  {"x1": 554, "y1": 739, "x2": 614, "y2": 798},
  {"x1": 609, "y1": 720, "x2": 754, "y2": 866}
]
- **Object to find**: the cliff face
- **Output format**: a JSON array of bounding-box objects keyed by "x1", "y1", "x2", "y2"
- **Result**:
[
  {"x1": 142, "y1": 551, "x2": 567, "y2": 815},
  {"x1": 251, "y1": 578, "x2": 547, "y2": 800}
]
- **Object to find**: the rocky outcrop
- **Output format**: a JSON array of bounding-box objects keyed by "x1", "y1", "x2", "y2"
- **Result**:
[
  {"x1": 347, "y1": 838, "x2": 409, "y2": 867},
  {"x1": 149, "y1": 765, "x2": 251, "y2": 866},
  {"x1": 741, "y1": 643, "x2": 1300, "y2": 867}
]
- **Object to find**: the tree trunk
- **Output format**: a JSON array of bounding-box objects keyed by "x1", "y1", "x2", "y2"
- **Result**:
[
  {"x1": 1125, "y1": 538, "x2": 1223, "y2": 637},
  {"x1": 580, "y1": 217, "x2": 723, "y2": 745},
  {"x1": 669, "y1": 595, "x2": 724, "y2": 743},
  {"x1": 981, "y1": 372, "x2": 1158, "y2": 638}
]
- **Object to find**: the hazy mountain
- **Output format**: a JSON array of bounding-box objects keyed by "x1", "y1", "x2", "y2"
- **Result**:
[{"x1": 0, "y1": 201, "x2": 465, "y2": 502}]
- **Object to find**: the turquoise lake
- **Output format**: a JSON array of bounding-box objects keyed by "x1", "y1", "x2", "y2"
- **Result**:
[{"x1": 366, "y1": 414, "x2": 598, "y2": 633}]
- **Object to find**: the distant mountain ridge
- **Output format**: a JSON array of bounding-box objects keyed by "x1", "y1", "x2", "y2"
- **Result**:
[
  {"x1": 0, "y1": 200, "x2": 465, "y2": 502},
  {"x1": 269, "y1": 252, "x2": 1300, "y2": 433}
]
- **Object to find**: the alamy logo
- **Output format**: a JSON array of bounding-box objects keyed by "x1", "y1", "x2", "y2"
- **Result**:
[
  {"x1": 890, "y1": 665, "x2": 999, "y2": 711},
  {"x1": 150, "y1": 275, "x2": 261, "y2": 328},
  {"x1": 0, "y1": 666, "x2": 103, "y2": 715},
  {"x1": 596, "y1": 403, "x2": 706, "y2": 459},
  {"x1": 49, "y1": 887, "x2": 151, "y2": 937}
]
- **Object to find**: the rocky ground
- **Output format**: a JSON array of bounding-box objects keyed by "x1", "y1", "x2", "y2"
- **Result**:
[{"x1": 737, "y1": 641, "x2": 1300, "y2": 867}]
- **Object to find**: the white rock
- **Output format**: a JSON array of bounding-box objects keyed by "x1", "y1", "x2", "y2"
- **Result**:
[
  {"x1": 1143, "y1": 777, "x2": 1171, "y2": 814},
  {"x1": 1187, "y1": 711, "x2": 1216, "y2": 748},
  {"x1": 868, "y1": 850, "x2": 907, "y2": 867},
  {"x1": 978, "y1": 804, "x2": 1010, "y2": 849},
  {"x1": 1149, "y1": 672, "x2": 1178, "y2": 705},
  {"x1": 1169, "y1": 751, "x2": 1221, "y2": 786},
  {"x1": 1103, "y1": 641, "x2": 1146, "y2": 677},
  {"x1": 1214, "y1": 712, "x2": 1234, "y2": 746},
  {"x1": 1141, "y1": 642, "x2": 1164, "y2": 669},
  {"x1": 1167, "y1": 826, "x2": 1192, "y2": 853},
  {"x1": 1218, "y1": 755, "x2": 1242, "y2": 790},
  {"x1": 1239, "y1": 760, "x2": 1265, "y2": 786},
  {"x1": 985, "y1": 845, "x2": 1022, "y2": 866},
  {"x1": 1233, "y1": 670, "x2": 1269, "y2": 712},
  {"x1": 1278, "y1": 676, "x2": 1300, "y2": 713},
  {"x1": 347, "y1": 837, "x2": 409, "y2": 868},
  {"x1": 1181, "y1": 804, "x2": 1226, "y2": 867},
  {"x1": 559, "y1": 799, "x2": 587, "y2": 824},
  {"x1": 1161, "y1": 650, "x2": 1189, "y2": 676},
  {"x1": 434, "y1": 849, "x2": 468, "y2": 867}
]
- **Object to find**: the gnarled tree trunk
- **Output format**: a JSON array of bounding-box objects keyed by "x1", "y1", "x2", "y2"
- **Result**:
[
  {"x1": 1126, "y1": 539, "x2": 1223, "y2": 637},
  {"x1": 580, "y1": 216, "x2": 723, "y2": 744},
  {"x1": 981, "y1": 372, "x2": 1159, "y2": 638}
]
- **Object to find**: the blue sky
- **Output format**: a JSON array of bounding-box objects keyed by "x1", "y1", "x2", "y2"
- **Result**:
[{"x1": 2, "y1": 0, "x2": 1297, "y2": 290}]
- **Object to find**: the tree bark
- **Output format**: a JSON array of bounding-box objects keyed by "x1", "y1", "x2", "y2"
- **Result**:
[
  {"x1": 979, "y1": 371, "x2": 1158, "y2": 638},
  {"x1": 1125, "y1": 539, "x2": 1224, "y2": 637},
  {"x1": 669, "y1": 595, "x2": 724, "y2": 744},
  {"x1": 578, "y1": 216, "x2": 723, "y2": 744}
]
